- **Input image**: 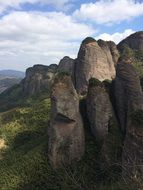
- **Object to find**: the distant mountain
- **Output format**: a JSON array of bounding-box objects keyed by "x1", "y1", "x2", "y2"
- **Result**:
[
  {"x1": 0, "y1": 70, "x2": 25, "y2": 78},
  {"x1": 0, "y1": 70, "x2": 24, "y2": 94},
  {"x1": 0, "y1": 77, "x2": 21, "y2": 94}
]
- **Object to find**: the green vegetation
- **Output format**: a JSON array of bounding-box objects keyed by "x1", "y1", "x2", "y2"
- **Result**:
[
  {"x1": 119, "y1": 44, "x2": 134, "y2": 61},
  {"x1": 56, "y1": 71, "x2": 70, "y2": 78},
  {"x1": 0, "y1": 84, "x2": 50, "y2": 112},
  {"x1": 82, "y1": 37, "x2": 96, "y2": 44},
  {"x1": 89, "y1": 77, "x2": 102, "y2": 87},
  {"x1": 120, "y1": 45, "x2": 143, "y2": 78},
  {"x1": 0, "y1": 77, "x2": 21, "y2": 94},
  {"x1": 0, "y1": 93, "x2": 137, "y2": 190}
]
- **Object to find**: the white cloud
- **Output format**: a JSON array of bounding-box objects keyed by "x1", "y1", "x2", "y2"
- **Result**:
[
  {"x1": 96, "y1": 29, "x2": 135, "y2": 44},
  {"x1": 0, "y1": 11, "x2": 94, "y2": 70},
  {"x1": 74, "y1": 0, "x2": 143, "y2": 24},
  {"x1": 0, "y1": 0, "x2": 74, "y2": 13}
]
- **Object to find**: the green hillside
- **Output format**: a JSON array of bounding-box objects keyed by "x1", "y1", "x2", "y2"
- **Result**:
[
  {"x1": 0, "y1": 78, "x2": 22, "y2": 94},
  {"x1": 0, "y1": 95, "x2": 137, "y2": 190}
]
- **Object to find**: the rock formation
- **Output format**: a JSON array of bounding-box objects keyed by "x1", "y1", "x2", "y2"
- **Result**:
[
  {"x1": 98, "y1": 40, "x2": 119, "y2": 65},
  {"x1": 115, "y1": 59, "x2": 143, "y2": 181},
  {"x1": 107, "y1": 41, "x2": 120, "y2": 64},
  {"x1": 74, "y1": 37, "x2": 116, "y2": 95},
  {"x1": 86, "y1": 78, "x2": 113, "y2": 140},
  {"x1": 48, "y1": 73, "x2": 85, "y2": 168},
  {"x1": 58, "y1": 56, "x2": 75, "y2": 75},
  {"x1": 22, "y1": 64, "x2": 57, "y2": 96},
  {"x1": 86, "y1": 78, "x2": 122, "y2": 168},
  {"x1": 115, "y1": 59, "x2": 143, "y2": 133},
  {"x1": 118, "y1": 31, "x2": 143, "y2": 52}
]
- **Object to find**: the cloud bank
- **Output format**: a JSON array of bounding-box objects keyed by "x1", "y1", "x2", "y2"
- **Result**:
[
  {"x1": 0, "y1": 0, "x2": 141, "y2": 70},
  {"x1": 96, "y1": 29, "x2": 135, "y2": 44},
  {"x1": 0, "y1": 11, "x2": 94, "y2": 70},
  {"x1": 74, "y1": 0, "x2": 143, "y2": 24}
]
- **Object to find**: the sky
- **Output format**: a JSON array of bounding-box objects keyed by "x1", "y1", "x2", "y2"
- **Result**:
[{"x1": 0, "y1": 0, "x2": 143, "y2": 71}]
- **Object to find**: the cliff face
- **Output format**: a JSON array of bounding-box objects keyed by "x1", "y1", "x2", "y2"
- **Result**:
[
  {"x1": 86, "y1": 79, "x2": 113, "y2": 140},
  {"x1": 58, "y1": 56, "x2": 75, "y2": 75},
  {"x1": 86, "y1": 78, "x2": 122, "y2": 169},
  {"x1": 98, "y1": 40, "x2": 119, "y2": 65},
  {"x1": 74, "y1": 37, "x2": 117, "y2": 95},
  {"x1": 115, "y1": 60, "x2": 143, "y2": 133},
  {"x1": 48, "y1": 74, "x2": 85, "y2": 168},
  {"x1": 22, "y1": 64, "x2": 57, "y2": 96},
  {"x1": 118, "y1": 31, "x2": 143, "y2": 51},
  {"x1": 114, "y1": 60, "x2": 143, "y2": 181}
]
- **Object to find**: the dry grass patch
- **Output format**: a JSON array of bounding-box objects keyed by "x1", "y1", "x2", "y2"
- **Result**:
[{"x1": 0, "y1": 138, "x2": 7, "y2": 150}]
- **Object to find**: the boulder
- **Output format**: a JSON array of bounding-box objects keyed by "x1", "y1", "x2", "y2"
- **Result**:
[
  {"x1": 74, "y1": 37, "x2": 116, "y2": 95},
  {"x1": 48, "y1": 73, "x2": 85, "y2": 168}
]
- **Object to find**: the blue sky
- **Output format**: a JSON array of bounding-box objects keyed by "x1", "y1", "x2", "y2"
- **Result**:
[{"x1": 0, "y1": 0, "x2": 143, "y2": 71}]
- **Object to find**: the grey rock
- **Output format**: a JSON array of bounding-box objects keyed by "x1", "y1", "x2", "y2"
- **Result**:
[
  {"x1": 22, "y1": 64, "x2": 57, "y2": 96},
  {"x1": 86, "y1": 78, "x2": 122, "y2": 168},
  {"x1": 48, "y1": 74, "x2": 85, "y2": 168},
  {"x1": 107, "y1": 41, "x2": 120, "y2": 64},
  {"x1": 115, "y1": 60, "x2": 143, "y2": 133},
  {"x1": 58, "y1": 56, "x2": 75, "y2": 75},
  {"x1": 118, "y1": 31, "x2": 143, "y2": 51},
  {"x1": 115, "y1": 60, "x2": 143, "y2": 181},
  {"x1": 86, "y1": 79, "x2": 113, "y2": 140},
  {"x1": 75, "y1": 37, "x2": 116, "y2": 95}
]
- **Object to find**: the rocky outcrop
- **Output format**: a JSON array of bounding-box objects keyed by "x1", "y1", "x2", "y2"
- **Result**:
[
  {"x1": 107, "y1": 41, "x2": 120, "y2": 64},
  {"x1": 74, "y1": 37, "x2": 116, "y2": 95},
  {"x1": 58, "y1": 56, "x2": 75, "y2": 75},
  {"x1": 86, "y1": 78, "x2": 122, "y2": 169},
  {"x1": 48, "y1": 74, "x2": 85, "y2": 168},
  {"x1": 98, "y1": 40, "x2": 119, "y2": 65},
  {"x1": 86, "y1": 78, "x2": 113, "y2": 140},
  {"x1": 118, "y1": 31, "x2": 143, "y2": 52},
  {"x1": 115, "y1": 60, "x2": 143, "y2": 133},
  {"x1": 22, "y1": 64, "x2": 57, "y2": 96},
  {"x1": 115, "y1": 60, "x2": 143, "y2": 181}
]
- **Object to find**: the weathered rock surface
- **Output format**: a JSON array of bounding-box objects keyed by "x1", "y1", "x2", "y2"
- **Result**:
[
  {"x1": 86, "y1": 78, "x2": 122, "y2": 169},
  {"x1": 48, "y1": 74, "x2": 85, "y2": 168},
  {"x1": 74, "y1": 37, "x2": 116, "y2": 95},
  {"x1": 115, "y1": 60, "x2": 143, "y2": 181},
  {"x1": 107, "y1": 41, "x2": 120, "y2": 64},
  {"x1": 86, "y1": 78, "x2": 113, "y2": 140},
  {"x1": 58, "y1": 56, "x2": 75, "y2": 75},
  {"x1": 98, "y1": 40, "x2": 119, "y2": 65},
  {"x1": 118, "y1": 31, "x2": 143, "y2": 51},
  {"x1": 22, "y1": 64, "x2": 57, "y2": 96},
  {"x1": 115, "y1": 60, "x2": 143, "y2": 133}
]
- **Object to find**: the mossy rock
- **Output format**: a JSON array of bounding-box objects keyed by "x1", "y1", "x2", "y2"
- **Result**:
[
  {"x1": 89, "y1": 78, "x2": 102, "y2": 87},
  {"x1": 82, "y1": 37, "x2": 96, "y2": 45}
]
